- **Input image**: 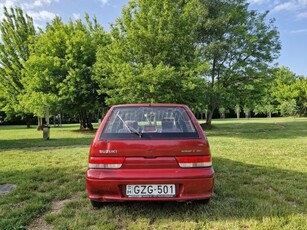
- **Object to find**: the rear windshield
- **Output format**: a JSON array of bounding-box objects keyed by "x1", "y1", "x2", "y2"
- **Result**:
[{"x1": 100, "y1": 106, "x2": 200, "y2": 140}]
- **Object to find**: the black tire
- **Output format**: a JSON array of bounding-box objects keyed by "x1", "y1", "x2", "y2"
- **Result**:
[
  {"x1": 196, "y1": 198, "x2": 210, "y2": 204},
  {"x1": 91, "y1": 200, "x2": 103, "y2": 208}
]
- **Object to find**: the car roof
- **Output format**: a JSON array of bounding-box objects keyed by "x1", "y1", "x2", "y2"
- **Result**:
[{"x1": 110, "y1": 103, "x2": 187, "y2": 108}]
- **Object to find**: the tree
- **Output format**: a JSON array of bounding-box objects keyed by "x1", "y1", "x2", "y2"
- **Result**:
[
  {"x1": 21, "y1": 17, "x2": 68, "y2": 129},
  {"x1": 272, "y1": 66, "x2": 307, "y2": 116},
  {"x1": 195, "y1": 0, "x2": 281, "y2": 125},
  {"x1": 234, "y1": 104, "x2": 241, "y2": 119},
  {"x1": 279, "y1": 99, "x2": 297, "y2": 117},
  {"x1": 0, "y1": 7, "x2": 36, "y2": 127},
  {"x1": 248, "y1": 68, "x2": 279, "y2": 118},
  {"x1": 253, "y1": 79, "x2": 279, "y2": 118},
  {"x1": 218, "y1": 107, "x2": 226, "y2": 119},
  {"x1": 243, "y1": 104, "x2": 252, "y2": 119},
  {"x1": 254, "y1": 104, "x2": 278, "y2": 118},
  {"x1": 93, "y1": 0, "x2": 207, "y2": 107},
  {"x1": 22, "y1": 16, "x2": 108, "y2": 130}
]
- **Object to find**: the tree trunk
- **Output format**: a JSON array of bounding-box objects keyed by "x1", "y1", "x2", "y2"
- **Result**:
[
  {"x1": 86, "y1": 112, "x2": 94, "y2": 130},
  {"x1": 267, "y1": 112, "x2": 272, "y2": 118},
  {"x1": 236, "y1": 112, "x2": 240, "y2": 119},
  {"x1": 205, "y1": 57, "x2": 218, "y2": 127},
  {"x1": 79, "y1": 110, "x2": 93, "y2": 130},
  {"x1": 206, "y1": 109, "x2": 214, "y2": 127},
  {"x1": 24, "y1": 114, "x2": 32, "y2": 128},
  {"x1": 37, "y1": 116, "x2": 43, "y2": 131},
  {"x1": 79, "y1": 110, "x2": 87, "y2": 130},
  {"x1": 45, "y1": 107, "x2": 50, "y2": 125},
  {"x1": 59, "y1": 112, "x2": 62, "y2": 127}
]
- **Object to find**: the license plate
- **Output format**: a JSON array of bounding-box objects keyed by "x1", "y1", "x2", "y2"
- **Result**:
[{"x1": 126, "y1": 184, "x2": 176, "y2": 197}]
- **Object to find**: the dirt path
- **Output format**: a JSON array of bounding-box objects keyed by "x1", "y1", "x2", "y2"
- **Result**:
[{"x1": 28, "y1": 194, "x2": 81, "y2": 230}]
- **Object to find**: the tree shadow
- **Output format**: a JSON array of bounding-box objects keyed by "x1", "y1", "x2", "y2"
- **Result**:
[
  {"x1": 204, "y1": 120, "x2": 307, "y2": 140},
  {"x1": 0, "y1": 125, "x2": 37, "y2": 131},
  {"x1": 0, "y1": 137, "x2": 92, "y2": 150}
]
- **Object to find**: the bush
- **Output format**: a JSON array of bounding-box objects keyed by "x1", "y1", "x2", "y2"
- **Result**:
[{"x1": 279, "y1": 99, "x2": 297, "y2": 117}]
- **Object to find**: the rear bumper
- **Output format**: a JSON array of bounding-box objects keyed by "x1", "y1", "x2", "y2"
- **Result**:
[{"x1": 86, "y1": 167, "x2": 214, "y2": 202}]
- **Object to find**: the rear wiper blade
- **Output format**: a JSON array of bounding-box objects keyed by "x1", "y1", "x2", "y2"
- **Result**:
[{"x1": 116, "y1": 113, "x2": 142, "y2": 138}]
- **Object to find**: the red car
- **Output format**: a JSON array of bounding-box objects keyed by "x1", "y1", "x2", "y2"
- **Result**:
[{"x1": 86, "y1": 104, "x2": 214, "y2": 207}]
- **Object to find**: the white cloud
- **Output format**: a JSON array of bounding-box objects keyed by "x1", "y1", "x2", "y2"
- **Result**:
[
  {"x1": 248, "y1": 0, "x2": 282, "y2": 10},
  {"x1": 34, "y1": 0, "x2": 59, "y2": 7},
  {"x1": 72, "y1": 13, "x2": 80, "y2": 20},
  {"x1": 0, "y1": 0, "x2": 59, "y2": 24},
  {"x1": 0, "y1": 0, "x2": 59, "y2": 11},
  {"x1": 271, "y1": 0, "x2": 307, "y2": 21},
  {"x1": 27, "y1": 10, "x2": 56, "y2": 21},
  {"x1": 0, "y1": 0, "x2": 19, "y2": 20},
  {"x1": 24, "y1": 0, "x2": 59, "y2": 10},
  {"x1": 98, "y1": 0, "x2": 109, "y2": 6},
  {"x1": 1, "y1": 0, "x2": 18, "y2": 8},
  {"x1": 248, "y1": 0, "x2": 283, "y2": 6},
  {"x1": 290, "y1": 28, "x2": 307, "y2": 33},
  {"x1": 248, "y1": 0, "x2": 267, "y2": 5},
  {"x1": 296, "y1": 11, "x2": 307, "y2": 19},
  {"x1": 273, "y1": 0, "x2": 307, "y2": 12},
  {"x1": 273, "y1": 1, "x2": 297, "y2": 11},
  {"x1": 33, "y1": 0, "x2": 50, "y2": 7}
]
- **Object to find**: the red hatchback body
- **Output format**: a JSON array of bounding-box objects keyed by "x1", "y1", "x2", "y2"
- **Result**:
[{"x1": 86, "y1": 104, "x2": 214, "y2": 206}]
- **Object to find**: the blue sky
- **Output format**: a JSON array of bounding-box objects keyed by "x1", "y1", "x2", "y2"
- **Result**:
[{"x1": 0, "y1": 0, "x2": 306, "y2": 76}]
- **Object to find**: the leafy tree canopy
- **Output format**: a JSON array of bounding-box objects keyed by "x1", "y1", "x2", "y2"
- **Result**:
[
  {"x1": 0, "y1": 7, "x2": 36, "y2": 121},
  {"x1": 272, "y1": 66, "x2": 307, "y2": 116},
  {"x1": 93, "y1": 0, "x2": 208, "y2": 107},
  {"x1": 195, "y1": 0, "x2": 281, "y2": 124},
  {"x1": 22, "y1": 15, "x2": 109, "y2": 129}
]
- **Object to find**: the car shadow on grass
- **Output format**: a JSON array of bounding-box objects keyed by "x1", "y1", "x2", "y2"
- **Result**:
[
  {"x1": 67, "y1": 155, "x2": 307, "y2": 228},
  {"x1": 96, "y1": 157, "x2": 307, "y2": 228},
  {"x1": 0, "y1": 158, "x2": 306, "y2": 229}
]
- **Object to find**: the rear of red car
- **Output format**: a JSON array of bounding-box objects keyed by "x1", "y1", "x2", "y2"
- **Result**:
[{"x1": 86, "y1": 104, "x2": 214, "y2": 206}]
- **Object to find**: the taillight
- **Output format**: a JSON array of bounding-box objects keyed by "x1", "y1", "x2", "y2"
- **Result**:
[
  {"x1": 176, "y1": 156, "x2": 212, "y2": 168},
  {"x1": 88, "y1": 157, "x2": 125, "y2": 169}
]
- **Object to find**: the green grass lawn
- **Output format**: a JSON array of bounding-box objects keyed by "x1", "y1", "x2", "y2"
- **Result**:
[
  {"x1": 0, "y1": 124, "x2": 97, "y2": 149},
  {"x1": 0, "y1": 118, "x2": 306, "y2": 229}
]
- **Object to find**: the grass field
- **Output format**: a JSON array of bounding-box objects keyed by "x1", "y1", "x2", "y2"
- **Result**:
[{"x1": 0, "y1": 118, "x2": 306, "y2": 229}]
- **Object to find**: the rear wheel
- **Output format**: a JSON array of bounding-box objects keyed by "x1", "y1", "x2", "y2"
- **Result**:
[
  {"x1": 196, "y1": 198, "x2": 210, "y2": 204},
  {"x1": 91, "y1": 200, "x2": 103, "y2": 208}
]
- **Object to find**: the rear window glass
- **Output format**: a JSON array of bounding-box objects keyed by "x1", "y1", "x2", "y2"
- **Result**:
[{"x1": 100, "y1": 106, "x2": 200, "y2": 140}]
